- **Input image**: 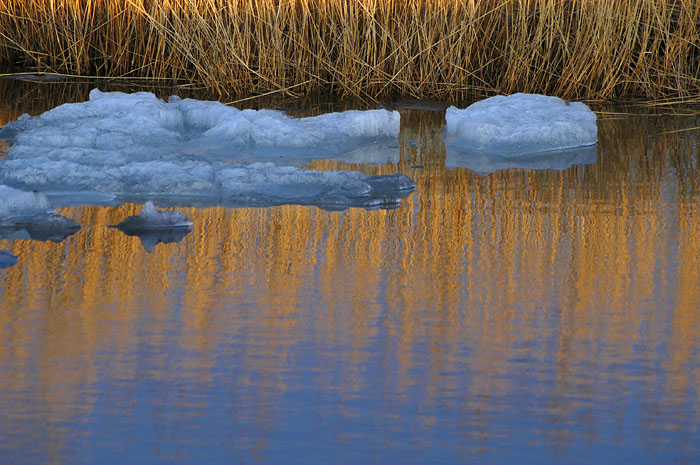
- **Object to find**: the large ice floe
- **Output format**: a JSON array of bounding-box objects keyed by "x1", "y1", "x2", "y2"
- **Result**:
[
  {"x1": 444, "y1": 93, "x2": 598, "y2": 173},
  {"x1": 0, "y1": 185, "x2": 81, "y2": 241},
  {"x1": 0, "y1": 89, "x2": 412, "y2": 210}
]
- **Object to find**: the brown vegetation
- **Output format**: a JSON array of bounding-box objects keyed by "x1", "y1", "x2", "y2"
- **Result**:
[{"x1": 1, "y1": 0, "x2": 699, "y2": 102}]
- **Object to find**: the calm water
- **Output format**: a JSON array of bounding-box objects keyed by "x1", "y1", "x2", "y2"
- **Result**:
[{"x1": 1, "y1": 83, "x2": 699, "y2": 464}]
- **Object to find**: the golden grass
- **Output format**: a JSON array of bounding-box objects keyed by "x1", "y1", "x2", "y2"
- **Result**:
[{"x1": 1, "y1": 0, "x2": 699, "y2": 102}]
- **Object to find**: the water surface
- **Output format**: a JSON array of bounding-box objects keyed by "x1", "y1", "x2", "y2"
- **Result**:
[{"x1": 1, "y1": 84, "x2": 699, "y2": 464}]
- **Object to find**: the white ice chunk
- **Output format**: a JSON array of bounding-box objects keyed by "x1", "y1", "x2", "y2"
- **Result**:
[
  {"x1": 0, "y1": 250, "x2": 17, "y2": 268},
  {"x1": 1, "y1": 89, "x2": 400, "y2": 163},
  {"x1": 444, "y1": 93, "x2": 597, "y2": 157},
  {"x1": 113, "y1": 201, "x2": 192, "y2": 231}
]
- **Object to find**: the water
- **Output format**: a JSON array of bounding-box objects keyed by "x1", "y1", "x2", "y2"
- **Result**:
[{"x1": 1, "y1": 84, "x2": 699, "y2": 464}]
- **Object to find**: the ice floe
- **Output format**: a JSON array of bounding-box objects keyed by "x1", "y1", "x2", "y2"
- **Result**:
[
  {"x1": 112, "y1": 202, "x2": 192, "y2": 231},
  {"x1": 0, "y1": 89, "x2": 412, "y2": 210},
  {"x1": 0, "y1": 250, "x2": 17, "y2": 269},
  {"x1": 444, "y1": 93, "x2": 597, "y2": 171},
  {"x1": 0, "y1": 185, "x2": 81, "y2": 241},
  {"x1": 0, "y1": 89, "x2": 400, "y2": 164},
  {"x1": 110, "y1": 201, "x2": 194, "y2": 252}
]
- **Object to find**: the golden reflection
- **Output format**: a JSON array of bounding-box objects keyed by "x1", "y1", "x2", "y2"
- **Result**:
[{"x1": 1, "y1": 100, "x2": 700, "y2": 451}]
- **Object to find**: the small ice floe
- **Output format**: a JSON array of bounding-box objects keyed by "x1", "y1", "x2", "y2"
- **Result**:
[
  {"x1": 0, "y1": 185, "x2": 81, "y2": 241},
  {"x1": 0, "y1": 250, "x2": 17, "y2": 269},
  {"x1": 444, "y1": 93, "x2": 597, "y2": 173},
  {"x1": 112, "y1": 201, "x2": 193, "y2": 232},
  {"x1": 111, "y1": 202, "x2": 192, "y2": 252}
]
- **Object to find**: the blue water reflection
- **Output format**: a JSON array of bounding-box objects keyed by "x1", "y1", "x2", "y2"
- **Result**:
[{"x1": 1, "y1": 101, "x2": 699, "y2": 464}]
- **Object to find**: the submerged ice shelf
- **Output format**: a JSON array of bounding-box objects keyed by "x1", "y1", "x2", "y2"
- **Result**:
[
  {"x1": 0, "y1": 161, "x2": 415, "y2": 210},
  {"x1": 444, "y1": 93, "x2": 598, "y2": 173},
  {"x1": 0, "y1": 89, "x2": 413, "y2": 210}
]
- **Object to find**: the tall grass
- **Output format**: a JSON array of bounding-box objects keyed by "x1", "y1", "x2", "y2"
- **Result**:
[{"x1": 1, "y1": 0, "x2": 699, "y2": 102}]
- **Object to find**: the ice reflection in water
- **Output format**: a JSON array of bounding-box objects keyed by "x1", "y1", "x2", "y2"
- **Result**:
[
  {"x1": 0, "y1": 250, "x2": 16, "y2": 268},
  {"x1": 0, "y1": 92, "x2": 699, "y2": 464}
]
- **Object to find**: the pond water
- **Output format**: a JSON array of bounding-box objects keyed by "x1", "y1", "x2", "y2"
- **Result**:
[{"x1": 1, "y1": 82, "x2": 699, "y2": 464}]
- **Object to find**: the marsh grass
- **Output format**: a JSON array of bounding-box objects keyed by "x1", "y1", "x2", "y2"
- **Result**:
[{"x1": 1, "y1": 0, "x2": 699, "y2": 102}]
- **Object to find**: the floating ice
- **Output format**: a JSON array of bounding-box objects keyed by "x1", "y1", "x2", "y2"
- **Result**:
[
  {"x1": 111, "y1": 201, "x2": 193, "y2": 252},
  {"x1": 0, "y1": 90, "x2": 413, "y2": 210},
  {"x1": 0, "y1": 185, "x2": 81, "y2": 240},
  {"x1": 113, "y1": 202, "x2": 192, "y2": 231},
  {"x1": 0, "y1": 88, "x2": 400, "y2": 163},
  {"x1": 444, "y1": 94, "x2": 597, "y2": 165},
  {"x1": 0, "y1": 250, "x2": 17, "y2": 269}
]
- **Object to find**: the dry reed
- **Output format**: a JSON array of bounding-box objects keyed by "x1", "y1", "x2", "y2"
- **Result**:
[{"x1": 1, "y1": 0, "x2": 699, "y2": 102}]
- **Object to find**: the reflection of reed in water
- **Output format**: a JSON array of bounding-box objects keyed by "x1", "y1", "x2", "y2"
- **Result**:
[
  {"x1": 0, "y1": 81, "x2": 92, "y2": 126},
  {"x1": 0, "y1": 107, "x2": 699, "y2": 453},
  {"x1": 0, "y1": 139, "x2": 8, "y2": 161}
]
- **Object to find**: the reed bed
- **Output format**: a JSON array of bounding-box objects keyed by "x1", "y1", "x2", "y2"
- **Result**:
[{"x1": 1, "y1": 0, "x2": 699, "y2": 102}]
